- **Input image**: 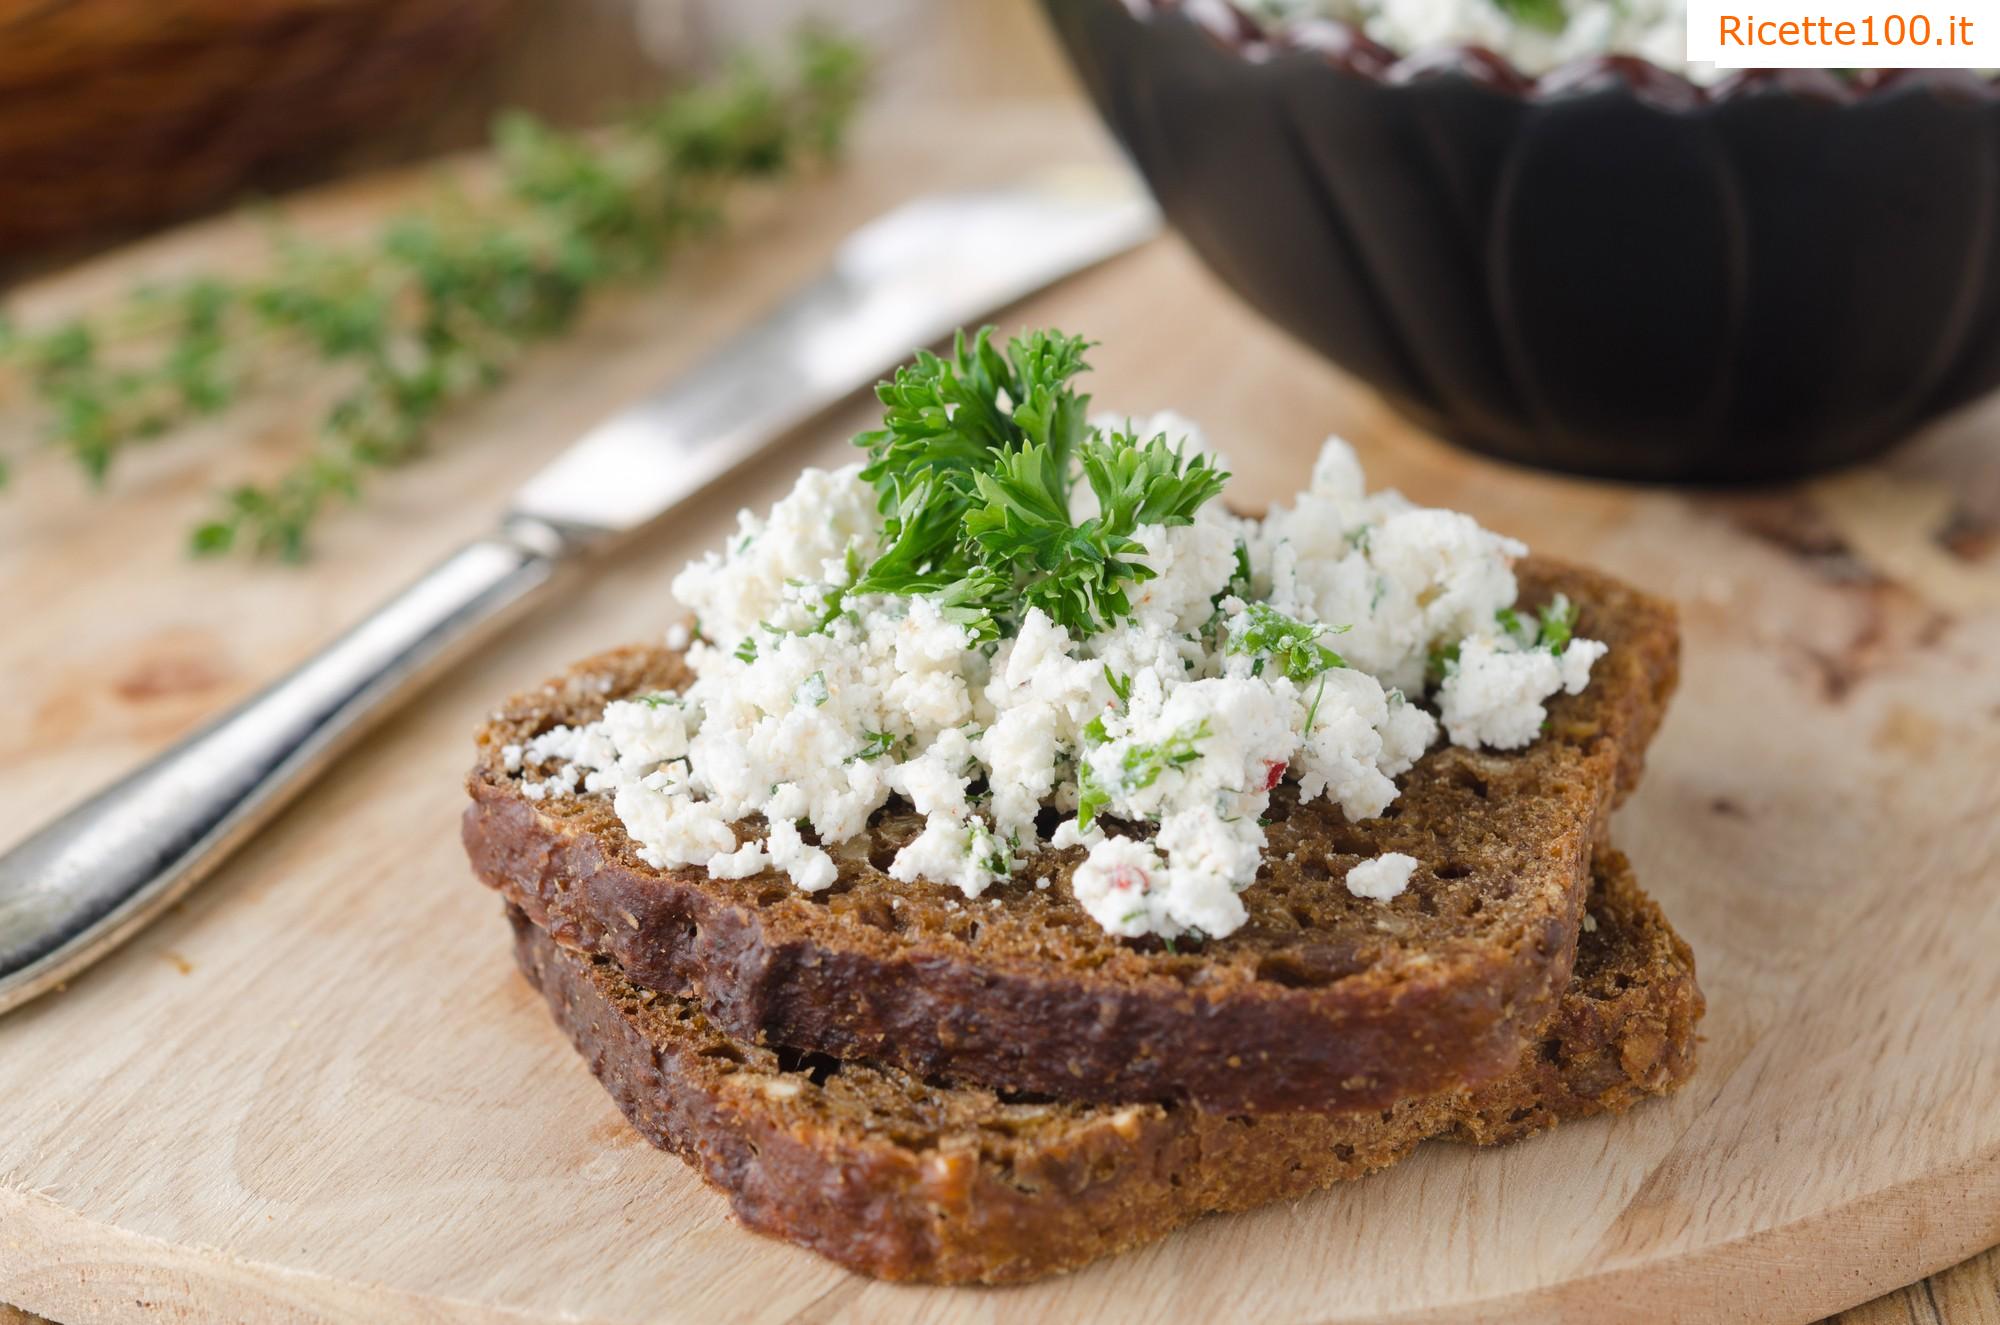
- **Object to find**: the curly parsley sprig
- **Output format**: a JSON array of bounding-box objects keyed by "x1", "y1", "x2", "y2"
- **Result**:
[
  {"x1": 0, "y1": 29, "x2": 866, "y2": 560},
  {"x1": 848, "y1": 327, "x2": 1229, "y2": 639}
]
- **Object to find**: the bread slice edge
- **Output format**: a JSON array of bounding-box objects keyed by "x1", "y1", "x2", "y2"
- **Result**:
[{"x1": 510, "y1": 845, "x2": 1702, "y2": 1285}]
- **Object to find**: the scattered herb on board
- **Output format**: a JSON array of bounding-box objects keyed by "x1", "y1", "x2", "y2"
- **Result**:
[{"x1": 0, "y1": 29, "x2": 865, "y2": 560}]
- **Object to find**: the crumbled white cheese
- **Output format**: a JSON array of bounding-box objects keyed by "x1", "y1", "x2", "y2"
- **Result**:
[
  {"x1": 1243, "y1": 0, "x2": 1721, "y2": 82},
  {"x1": 1071, "y1": 836, "x2": 1171, "y2": 937},
  {"x1": 707, "y1": 840, "x2": 770, "y2": 879},
  {"x1": 598, "y1": 696, "x2": 690, "y2": 771},
  {"x1": 669, "y1": 465, "x2": 882, "y2": 648},
  {"x1": 507, "y1": 436, "x2": 1605, "y2": 939},
  {"x1": 888, "y1": 812, "x2": 1011, "y2": 899},
  {"x1": 1346, "y1": 852, "x2": 1419, "y2": 901},
  {"x1": 1126, "y1": 520, "x2": 1240, "y2": 635},
  {"x1": 1438, "y1": 634, "x2": 1607, "y2": 749},
  {"x1": 764, "y1": 817, "x2": 837, "y2": 893},
  {"x1": 1253, "y1": 442, "x2": 1528, "y2": 697}
]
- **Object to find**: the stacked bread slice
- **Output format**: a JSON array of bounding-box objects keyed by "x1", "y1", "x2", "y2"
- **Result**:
[{"x1": 462, "y1": 558, "x2": 1699, "y2": 1283}]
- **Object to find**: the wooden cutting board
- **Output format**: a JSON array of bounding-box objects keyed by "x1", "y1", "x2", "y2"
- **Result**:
[{"x1": 1, "y1": 103, "x2": 1996, "y2": 1325}]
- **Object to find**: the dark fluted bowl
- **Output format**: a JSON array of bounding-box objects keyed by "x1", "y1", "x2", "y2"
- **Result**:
[{"x1": 1044, "y1": 0, "x2": 2000, "y2": 481}]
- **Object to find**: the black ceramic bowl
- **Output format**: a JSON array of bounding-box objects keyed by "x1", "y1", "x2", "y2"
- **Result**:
[{"x1": 1044, "y1": 0, "x2": 2000, "y2": 481}]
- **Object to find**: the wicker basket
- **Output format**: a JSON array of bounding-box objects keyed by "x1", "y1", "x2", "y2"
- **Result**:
[{"x1": 0, "y1": 0, "x2": 508, "y2": 256}]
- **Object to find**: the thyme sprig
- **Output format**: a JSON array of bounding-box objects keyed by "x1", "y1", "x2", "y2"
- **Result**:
[{"x1": 0, "y1": 29, "x2": 865, "y2": 560}]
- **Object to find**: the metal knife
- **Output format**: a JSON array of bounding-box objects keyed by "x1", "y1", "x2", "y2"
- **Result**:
[{"x1": 0, "y1": 168, "x2": 1159, "y2": 1015}]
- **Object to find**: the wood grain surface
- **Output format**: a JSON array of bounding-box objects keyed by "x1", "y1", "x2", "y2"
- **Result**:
[{"x1": 2, "y1": 5, "x2": 1998, "y2": 1324}]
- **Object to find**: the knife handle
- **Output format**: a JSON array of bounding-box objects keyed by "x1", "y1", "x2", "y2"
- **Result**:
[{"x1": 0, "y1": 517, "x2": 569, "y2": 1014}]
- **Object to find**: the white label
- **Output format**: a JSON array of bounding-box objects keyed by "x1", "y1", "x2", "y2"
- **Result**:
[{"x1": 1686, "y1": 0, "x2": 2000, "y2": 66}]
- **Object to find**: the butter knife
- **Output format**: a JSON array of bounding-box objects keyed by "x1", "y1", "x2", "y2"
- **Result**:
[{"x1": 0, "y1": 168, "x2": 1159, "y2": 1014}]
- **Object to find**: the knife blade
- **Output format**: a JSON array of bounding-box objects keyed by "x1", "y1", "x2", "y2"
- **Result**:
[
  {"x1": 514, "y1": 168, "x2": 1157, "y2": 536},
  {"x1": 0, "y1": 167, "x2": 1159, "y2": 1015}
]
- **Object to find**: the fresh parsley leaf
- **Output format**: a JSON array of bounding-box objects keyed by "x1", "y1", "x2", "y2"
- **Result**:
[
  {"x1": 734, "y1": 636, "x2": 758, "y2": 664},
  {"x1": 1105, "y1": 666, "x2": 1133, "y2": 705},
  {"x1": 927, "y1": 568, "x2": 1009, "y2": 645},
  {"x1": 634, "y1": 692, "x2": 681, "y2": 709},
  {"x1": 845, "y1": 327, "x2": 1230, "y2": 639},
  {"x1": 1079, "y1": 718, "x2": 1211, "y2": 830},
  {"x1": 1537, "y1": 593, "x2": 1577, "y2": 653},
  {"x1": 1002, "y1": 329, "x2": 1094, "y2": 472},
  {"x1": 1227, "y1": 538, "x2": 1254, "y2": 598},
  {"x1": 1228, "y1": 602, "x2": 1349, "y2": 683},
  {"x1": 969, "y1": 823, "x2": 1015, "y2": 877},
  {"x1": 1488, "y1": 592, "x2": 1577, "y2": 657},
  {"x1": 846, "y1": 730, "x2": 899, "y2": 763},
  {"x1": 1120, "y1": 719, "x2": 1210, "y2": 791},
  {"x1": 1427, "y1": 640, "x2": 1460, "y2": 685},
  {"x1": 1080, "y1": 430, "x2": 1229, "y2": 533},
  {"x1": 1304, "y1": 673, "x2": 1328, "y2": 732},
  {"x1": 1077, "y1": 763, "x2": 1112, "y2": 833}
]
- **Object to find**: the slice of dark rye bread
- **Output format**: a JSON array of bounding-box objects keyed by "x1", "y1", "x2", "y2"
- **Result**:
[
  {"x1": 465, "y1": 559, "x2": 1679, "y2": 1113},
  {"x1": 510, "y1": 847, "x2": 1702, "y2": 1285}
]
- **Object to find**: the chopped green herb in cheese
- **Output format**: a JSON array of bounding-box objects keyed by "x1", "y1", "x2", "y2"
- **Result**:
[{"x1": 508, "y1": 327, "x2": 1607, "y2": 941}]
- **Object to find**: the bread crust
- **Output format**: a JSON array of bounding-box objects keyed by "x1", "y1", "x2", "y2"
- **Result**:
[
  {"x1": 510, "y1": 847, "x2": 1701, "y2": 1285},
  {"x1": 466, "y1": 558, "x2": 1679, "y2": 1113}
]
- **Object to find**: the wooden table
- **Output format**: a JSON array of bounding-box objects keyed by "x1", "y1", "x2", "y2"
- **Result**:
[{"x1": 2, "y1": 2, "x2": 1996, "y2": 1321}]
